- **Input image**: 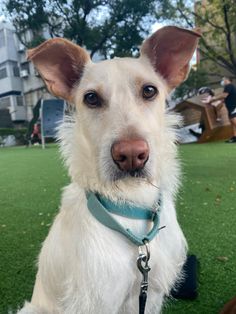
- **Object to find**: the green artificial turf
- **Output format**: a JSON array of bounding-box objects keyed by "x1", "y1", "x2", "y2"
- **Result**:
[
  {"x1": 0, "y1": 143, "x2": 236, "y2": 313},
  {"x1": 0, "y1": 145, "x2": 69, "y2": 313},
  {"x1": 164, "y1": 142, "x2": 236, "y2": 314}
]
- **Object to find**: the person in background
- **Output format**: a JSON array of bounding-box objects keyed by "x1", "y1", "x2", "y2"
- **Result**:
[
  {"x1": 31, "y1": 123, "x2": 41, "y2": 145},
  {"x1": 211, "y1": 77, "x2": 236, "y2": 143},
  {"x1": 198, "y1": 87, "x2": 223, "y2": 122}
]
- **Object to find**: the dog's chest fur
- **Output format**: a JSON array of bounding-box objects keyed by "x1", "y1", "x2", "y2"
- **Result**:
[{"x1": 35, "y1": 183, "x2": 186, "y2": 314}]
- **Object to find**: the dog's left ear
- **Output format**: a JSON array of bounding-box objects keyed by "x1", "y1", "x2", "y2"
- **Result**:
[{"x1": 141, "y1": 26, "x2": 201, "y2": 90}]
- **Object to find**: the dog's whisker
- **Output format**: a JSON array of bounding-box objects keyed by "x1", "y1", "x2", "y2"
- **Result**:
[{"x1": 145, "y1": 179, "x2": 160, "y2": 191}]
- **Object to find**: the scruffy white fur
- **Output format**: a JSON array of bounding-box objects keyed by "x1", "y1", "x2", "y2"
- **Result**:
[{"x1": 17, "y1": 27, "x2": 200, "y2": 313}]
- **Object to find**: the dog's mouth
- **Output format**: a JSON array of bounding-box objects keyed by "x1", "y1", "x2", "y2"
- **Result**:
[
  {"x1": 126, "y1": 168, "x2": 147, "y2": 178},
  {"x1": 106, "y1": 164, "x2": 151, "y2": 182}
]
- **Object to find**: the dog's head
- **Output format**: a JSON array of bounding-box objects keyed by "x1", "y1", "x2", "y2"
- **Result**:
[{"x1": 28, "y1": 26, "x2": 200, "y2": 196}]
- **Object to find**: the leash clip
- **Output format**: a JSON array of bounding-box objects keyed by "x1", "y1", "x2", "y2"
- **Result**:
[{"x1": 137, "y1": 240, "x2": 151, "y2": 314}]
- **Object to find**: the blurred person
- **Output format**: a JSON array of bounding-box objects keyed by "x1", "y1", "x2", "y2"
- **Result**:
[
  {"x1": 211, "y1": 77, "x2": 236, "y2": 143},
  {"x1": 198, "y1": 87, "x2": 223, "y2": 122},
  {"x1": 31, "y1": 123, "x2": 41, "y2": 145},
  {"x1": 189, "y1": 86, "x2": 223, "y2": 139}
]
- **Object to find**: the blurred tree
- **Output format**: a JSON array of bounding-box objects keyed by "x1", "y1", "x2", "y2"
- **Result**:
[
  {"x1": 173, "y1": 66, "x2": 208, "y2": 99},
  {"x1": 4, "y1": 0, "x2": 157, "y2": 59},
  {"x1": 158, "y1": 0, "x2": 236, "y2": 78}
]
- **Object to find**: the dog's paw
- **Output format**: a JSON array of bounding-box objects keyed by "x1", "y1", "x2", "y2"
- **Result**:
[{"x1": 17, "y1": 302, "x2": 47, "y2": 314}]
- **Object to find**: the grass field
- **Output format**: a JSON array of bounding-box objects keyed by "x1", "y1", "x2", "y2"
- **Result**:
[{"x1": 0, "y1": 143, "x2": 236, "y2": 313}]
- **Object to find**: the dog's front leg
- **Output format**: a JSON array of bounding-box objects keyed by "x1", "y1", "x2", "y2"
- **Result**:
[
  {"x1": 17, "y1": 302, "x2": 48, "y2": 314},
  {"x1": 18, "y1": 272, "x2": 58, "y2": 314}
]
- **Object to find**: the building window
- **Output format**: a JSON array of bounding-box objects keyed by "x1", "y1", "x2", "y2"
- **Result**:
[
  {"x1": 0, "y1": 68, "x2": 7, "y2": 79},
  {"x1": 0, "y1": 30, "x2": 5, "y2": 48},
  {"x1": 0, "y1": 97, "x2": 11, "y2": 109},
  {"x1": 16, "y1": 96, "x2": 24, "y2": 106},
  {"x1": 21, "y1": 62, "x2": 30, "y2": 74},
  {"x1": 13, "y1": 65, "x2": 20, "y2": 77}
]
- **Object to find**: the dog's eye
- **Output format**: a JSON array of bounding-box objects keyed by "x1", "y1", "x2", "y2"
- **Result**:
[
  {"x1": 142, "y1": 85, "x2": 158, "y2": 100},
  {"x1": 84, "y1": 92, "x2": 101, "y2": 108}
]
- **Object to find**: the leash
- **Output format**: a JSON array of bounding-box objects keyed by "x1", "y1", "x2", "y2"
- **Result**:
[
  {"x1": 86, "y1": 192, "x2": 165, "y2": 314},
  {"x1": 137, "y1": 240, "x2": 151, "y2": 314}
]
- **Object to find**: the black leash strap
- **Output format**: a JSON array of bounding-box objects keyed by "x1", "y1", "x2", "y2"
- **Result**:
[
  {"x1": 137, "y1": 241, "x2": 151, "y2": 314},
  {"x1": 139, "y1": 291, "x2": 147, "y2": 314}
]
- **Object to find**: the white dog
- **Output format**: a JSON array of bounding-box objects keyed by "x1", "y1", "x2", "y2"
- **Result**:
[{"x1": 18, "y1": 26, "x2": 200, "y2": 314}]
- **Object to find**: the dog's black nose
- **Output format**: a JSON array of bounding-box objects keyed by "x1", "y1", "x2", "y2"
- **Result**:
[{"x1": 111, "y1": 139, "x2": 149, "y2": 172}]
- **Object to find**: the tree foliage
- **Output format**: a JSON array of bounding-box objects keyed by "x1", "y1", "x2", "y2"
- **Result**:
[
  {"x1": 158, "y1": 0, "x2": 236, "y2": 78},
  {"x1": 4, "y1": 0, "x2": 157, "y2": 58},
  {"x1": 174, "y1": 66, "x2": 208, "y2": 99}
]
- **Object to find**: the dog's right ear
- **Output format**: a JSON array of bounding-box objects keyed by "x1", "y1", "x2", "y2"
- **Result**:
[{"x1": 27, "y1": 38, "x2": 90, "y2": 102}]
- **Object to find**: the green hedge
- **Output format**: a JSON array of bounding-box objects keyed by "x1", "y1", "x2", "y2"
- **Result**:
[
  {"x1": 0, "y1": 128, "x2": 27, "y2": 136},
  {"x1": 0, "y1": 128, "x2": 27, "y2": 145}
]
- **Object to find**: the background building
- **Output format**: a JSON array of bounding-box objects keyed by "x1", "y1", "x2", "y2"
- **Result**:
[
  {"x1": 0, "y1": 20, "x2": 25, "y2": 126},
  {"x1": 0, "y1": 20, "x2": 50, "y2": 127}
]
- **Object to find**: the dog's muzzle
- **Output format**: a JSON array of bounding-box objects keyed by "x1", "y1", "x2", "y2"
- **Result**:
[{"x1": 111, "y1": 139, "x2": 149, "y2": 175}]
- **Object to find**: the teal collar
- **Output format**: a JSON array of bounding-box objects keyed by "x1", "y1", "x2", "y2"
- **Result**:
[{"x1": 86, "y1": 192, "x2": 163, "y2": 246}]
